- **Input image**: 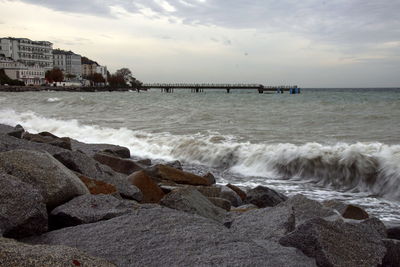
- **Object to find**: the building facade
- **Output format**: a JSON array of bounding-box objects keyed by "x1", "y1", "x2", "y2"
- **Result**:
[
  {"x1": 0, "y1": 37, "x2": 53, "y2": 70},
  {"x1": 0, "y1": 56, "x2": 45, "y2": 85},
  {"x1": 53, "y1": 49, "x2": 82, "y2": 78}
]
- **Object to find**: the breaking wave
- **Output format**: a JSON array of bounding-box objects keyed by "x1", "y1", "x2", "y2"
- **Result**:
[{"x1": 1, "y1": 109, "x2": 399, "y2": 200}]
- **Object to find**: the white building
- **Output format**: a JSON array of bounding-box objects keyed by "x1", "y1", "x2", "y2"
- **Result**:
[
  {"x1": 96, "y1": 65, "x2": 107, "y2": 80},
  {"x1": 0, "y1": 37, "x2": 53, "y2": 70},
  {"x1": 0, "y1": 56, "x2": 45, "y2": 85},
  {"x1": 53, "y1": 49, "x2": 82, "y2": 78}
]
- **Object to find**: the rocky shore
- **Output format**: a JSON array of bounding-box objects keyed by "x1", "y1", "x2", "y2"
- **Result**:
[
  {"x1": 1, "y1": 123, "x2": 400, "y2": 266},
  {"x1": 0, "y1": 85, "x2": 140, "y2": 92}
]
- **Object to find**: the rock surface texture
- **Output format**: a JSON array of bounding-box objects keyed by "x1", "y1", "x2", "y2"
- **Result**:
[
  {"x1": 0, "y1": 149, "x2": 89, "y2": 208},
  {"x1": 245, "y1": 185, "x2": 287, "y2": 208},
  {"x1": 0, "y1": 172, "x2": 48, "y2": 238}
]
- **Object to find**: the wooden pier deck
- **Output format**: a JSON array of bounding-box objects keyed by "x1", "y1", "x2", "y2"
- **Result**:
[{"x1": 141, "y1": 83, "x2": 300, "y2": 93}]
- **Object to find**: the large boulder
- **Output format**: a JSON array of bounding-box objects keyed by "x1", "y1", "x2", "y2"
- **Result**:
[
  {"x1": 150, "y1": 164, "x2": 212, "y2": 186},
  {"x1": 70, "y1": 139, "x2": 130, "y2": 158},
  {"x1": 207, "y1": 197, "x2": 231, "y2": 211},
  {"x1": 279, "y1": 217, "x2": 386, "y2": 267},
  {"x1": 93, "y1": 152, "x2": 143, "y2": 175},
  {"x1": 53, "y1": 150, "x2": 142, "y2": 201},
  {"x1": 0, "y1": 124, "x2": 25, "y2": 138},
  {"x1": 278, "y1": 194, "x2": 337, "y2": 226},
  {"x1": 0, "y1": 124, "x2": 14, "y2": 135},
  {"x1": 230, "y1": 205, "x2": 295, "y2": 241},
  {"x1": 25, "y1": 207, "x2": 315, "y2": 266},
  {"x1": 127, "y1": 171, "x2": 165, "y2": 203},
  {"x1": 22, "y1": 132, "x2": 72, "y2": 150},
  {"x1": 226, "y1": 183, "x2": 247, "y2": 200},
  {"x1": 0, "y1": 237, "x2": 115, "y2": 267},
  {"x1": 245, "y1": 186, "x2": 287, "y2": 208},
  {"x1": 50, "y1": 194, "x2": 139, "y2": 229},
  {"x1": 160, "y1": 188, "x2": 226, "y2": 223},
  {"x1": 0, "y1": 150, "x2": 89, "y2": 209},
  {"x1": 0, "y1": 172, "x2": 48, "y2": 238},
  {"x1": 0, "y1": 133, "x2": 67, "y2": 155}
]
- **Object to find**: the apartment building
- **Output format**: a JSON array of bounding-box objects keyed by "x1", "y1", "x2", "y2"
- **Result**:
[
  {"x1": 53, "y1": 49, "x2": 82, "y2": 78},
  {"x1": 0, "y1": 37, "x2": 53, "y2": 69},
  {"x1": 82, "y1": 56, "x2": 107, "y2": 80},
  {"x1": 0, "y1": 56, "x2": 45, "y2": 85}
]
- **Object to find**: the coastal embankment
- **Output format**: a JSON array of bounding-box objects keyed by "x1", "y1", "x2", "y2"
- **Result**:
[
  {"x1": 1, "y1": 123, "x2": 400, "y2": 266},
  {"x1": 0, "y1": 85, "x2": 137, "y2": 92}
]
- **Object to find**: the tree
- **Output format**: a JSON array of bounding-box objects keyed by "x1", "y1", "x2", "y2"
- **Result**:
[
  {"x1": 45, "y1": 68, "x2": 64, "y2": 83},
  {"x1": 115, "y1": 68, "x2": 133, "y2": 84},
  {"x1": 108, "y1": 73, "x2": 126, "y2": 87},
  {"x1": 87, "y1": 73, "x2": 106, "y2": 85}
]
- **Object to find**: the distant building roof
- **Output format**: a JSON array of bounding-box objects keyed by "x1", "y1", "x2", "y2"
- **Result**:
[
  {"x1": 81, "y1": 56, "x2": 99, "y2": 66},
  {"x1": 0, "y1": 37, "x2": 52, "y2": 45},
  {"x1": 53, "y1": 49, "x2": 80, "y2": 56}
]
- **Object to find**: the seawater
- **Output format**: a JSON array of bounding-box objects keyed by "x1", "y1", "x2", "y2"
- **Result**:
[{"x1": 1, "y1": 88, "x2": 400, "y2": 223}]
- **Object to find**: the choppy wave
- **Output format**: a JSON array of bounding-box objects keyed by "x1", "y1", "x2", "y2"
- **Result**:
[
  {"x1": 1, "y1": 108, "x2": 400, "y2": 200},
  {"x1": 46, "y1": 97, "x2": 61, "y2": 103}
]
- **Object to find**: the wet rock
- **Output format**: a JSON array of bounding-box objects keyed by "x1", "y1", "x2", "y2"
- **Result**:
[
  {"x1": 0, "y1": 237, "x2": 115, "y2": 267},
  {"x1": 127, "y1": 170, "x2": 165, "y2": 203},
  {"x1": 219, "y1": 185, "x2": 243, "y2": 207},
  {"x1": 387, "y1": 225, "x2": 400, "y2": 240},
  {"x1": 151, "y1": 164, "x2": 212, "y2": 186},
  {"x1": 53, "y1": 150, "x2": 142, "y2": 201},
  {"x1": 245, "y1": 185, "x2": 287, "y2": 208},
  {"x1": 0, "y1": 124, "x2": 14, "y2": 135},
  {"x1": 24, "y1": 207, "x2": 314, "y2": 266},
  {"x1": 231, "y1": 205, "x2": 295, "y2": 241},
  {"x1": 165, "y1": 160, "x2": 182, "y2": 170},
  {"x1": 70, "y1": 139, "x2": 130, "y2": 158},
  {"x1": 381, "y1": 239, "x2": 400, "y2": 267},
  {"x1": 50, "y1": 194, "x2": 139, "y2": 229},
  {"x1": 23, "y1": 132, "x2": 72, "y2": 150},
  {"x1": 193, "y1": 185, "x2": 221, "y2": 198},
  {"x1": 7, "y1": 124, "x2": 25, "y2": 139},
  {"x1": 279, "y1": 194, "x2": 337, "y2": 225},
  {"x1": 160, "y1": 187, "x2": 226, "y2": 223},
  {"x1": 78, "y1": 174, "x2": 118, "y2": 195},
  {"x1": 136, "y1": 158, "x2": 152, "y2": 166},
  {"x1": 203, "y1": 172, "x2": 216, "y2": 185},
  {"x1": 324, "y1": 200, "x2": 369, "y2": 220},
  {"x1": 0, "y1": 133, "x2": 67, "y2": 155},
  {"x1": 0, "y1": 172, "x2": 48, "y2": 238},
  {"x1": 227, "y1": 183, "x2": 246, "y2": 200},
  {"x1": 93, "y1": 152, "x2": 143, "y2": 175},
  {"x1": 279, "y1": 217, "x2": 386, "y2": 267},
  {"x1": 0, "y1": 149, "x2": 89, "y2": 209},
  {"x1": 207, "y1": 197, "x2": 231, "y2": 211},
  {"x1": 359, "y1": 217, "x2": 387, "y2": 238}
]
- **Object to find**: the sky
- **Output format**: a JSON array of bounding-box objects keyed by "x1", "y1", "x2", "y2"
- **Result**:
[{"x1": 0, "y1": 0, "x2": 399, "y2": 87}]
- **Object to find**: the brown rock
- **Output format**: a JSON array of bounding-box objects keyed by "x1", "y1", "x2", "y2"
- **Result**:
[
  {"x1": 128, "y1": 171, "x2": 165, "y2": 203},
  {"x1": 208, "y1": 197, "x2": 231, "y2": 211},
  {"x1": 22, "y1": 132, "x2": 72, "y2": 150},
  {"x1": 78, "y1": 174, "x2": 117, "y2": 195},
  {"x1": 203, "y1": 172, "x2": 216, "y2": 185},
  {"x1": 93, "y1": 152, "x2": 143, "y2": 175},
  {"x1": 323, "y1": 200, "x2": 369, "y2": 220},
  {"x1": 153, "y1": 164, "x2": 212, "y2": 186},
  {"x1": 226, "y1": 184, "x2": 246, "y2": 200}
]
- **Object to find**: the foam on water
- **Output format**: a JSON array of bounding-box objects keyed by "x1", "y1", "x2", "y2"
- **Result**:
[{"x1": 1, "y1": 108, "x2": 400, "y2": 203}]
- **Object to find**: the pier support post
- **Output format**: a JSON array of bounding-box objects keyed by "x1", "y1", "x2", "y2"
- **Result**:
[
  {"x1": 258, "y1": 89, "x2": 264, "y2": 94},
  {"x1": 226, "y1": 88, "x2": 230, "y2": 93}
]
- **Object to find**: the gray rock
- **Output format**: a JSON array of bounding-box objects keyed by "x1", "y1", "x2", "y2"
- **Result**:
[
  {"x1": 207, "y1": 197, "x2": 231, "y2": 211},
  {"x1": 160, "y1": 188, "x2": 226, "y2": 223},
  {"x1": 0, "y1": 133, "x2": 68, "y2": 155},
  {"x1": 0, "y1": 150, "x2": 89, "y2": 209},
  {"x1": 230, "y1": 205, "x2": 295, "y2": 241},
  {"x1": 359, "y1": 217, "x2": 387, "y2": 238},
  {"x1": 381, "y1": 239, "x2": 400, "y2": 267},
  {"x1": 25, "y1": 207, "x2": 315, "y2": 267},
  {"x1": 71, "y1": 139, "x2": 130, "y2": 158},
  {"x1": 0, "y1": 172, "x2": 48, "y2": 238},
  {"x1": 22, "y1": 132, "x2": 72, "y2": 150},
  {"x1": 0, "y1": 124, "x2": 14, "y2": 135},
  {"x1": 279, "y1": 194, "x2": 337, "y2": 226},
  {"x1": 323, "y1": 200, "x2": 369, "y2": 220},
  {"x1": 219, "y1": 185, "x2": 242, "y2": 207},
  {"x1": 279, "y1": 217, "x2": 386, "y2": 267},
  {"x1": 93, "y1": 152, "x2": 143, "y2": 175},
  {"x1": 0, "y1": 237, "x2": 115, "y2": 267},
  {"x1": 245, "y1": 185, "x2": 287, "y2": 208},
  {"x1": 53, "y1": 150, "x2": 142, "y2": 201},
  {"x1": 50, "y1": 194, "x2": 140, "y2": 229},
  {"x1": 7, "y1": 124, "x2": 25, "y2": 138}
]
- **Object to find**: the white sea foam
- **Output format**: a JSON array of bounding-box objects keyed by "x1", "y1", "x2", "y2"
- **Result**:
[
  {"x1": 46, "y1": 97, "x2": 61, "y2": 103},
  {"x1": 1, "y1": 108, "x2": 400, "y2": 200}
]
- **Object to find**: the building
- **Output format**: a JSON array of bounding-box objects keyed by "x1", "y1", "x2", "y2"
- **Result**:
[
  {"x1": 53, "y1": 49, "x2": 82, "y2": 78},
  {"x1": 0, "y1": 56, "x2": 45, "y2": 85},
  {"x1": 0, "y1": 37, "x2": 53, "y2": 70},
  {"x1": 81, "y1": 56, "x2": 107, "y2": 80}
]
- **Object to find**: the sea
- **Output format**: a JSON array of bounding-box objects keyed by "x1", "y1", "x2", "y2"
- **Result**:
[{"x1": 1, "y1": 88, "x2": 399, "y2": 224}]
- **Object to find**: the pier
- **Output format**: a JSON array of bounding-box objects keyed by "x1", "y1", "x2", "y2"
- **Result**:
[{"x1": 141, "y1": 83, "x2": 300, "y2": 94}]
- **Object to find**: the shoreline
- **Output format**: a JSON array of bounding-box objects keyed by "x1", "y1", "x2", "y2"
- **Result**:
[
  {"x1": 0, "y1": 85, "x2": 141, "y2": 92},
  {"x1": 1, "y1": 123, "x2": 400, "y2": 266}
]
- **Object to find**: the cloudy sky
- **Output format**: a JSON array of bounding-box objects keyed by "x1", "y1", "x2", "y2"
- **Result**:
[{"x1": 0, "y1": 0, "x2": 399, "y2": 87}]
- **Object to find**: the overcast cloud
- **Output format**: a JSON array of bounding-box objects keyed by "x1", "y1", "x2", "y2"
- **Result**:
[{"x1": 1, "y1": 0, "x2": 400, "y2": 87}]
